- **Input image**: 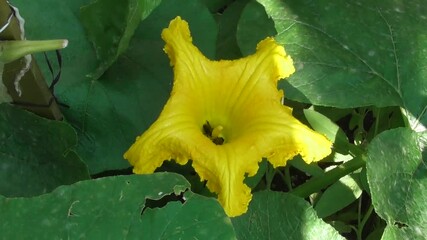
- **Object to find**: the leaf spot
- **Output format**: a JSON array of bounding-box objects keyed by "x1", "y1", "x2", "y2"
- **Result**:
[{"x1": 67, "y1": 200, "x2": 80, "y2": 217}]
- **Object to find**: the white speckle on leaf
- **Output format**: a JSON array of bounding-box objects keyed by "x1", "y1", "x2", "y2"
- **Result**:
[
  {"x1": 41, "y1": 219, "x2": 51, "y2": 226},
  {"x1": 394, "y1": 7, "x2": 403, "y2": 13},
  {"x1": 414, "y1": 226, "x2": 422, "y2": 236},
  {"x1": 158, "y1": 191, "x2": 163, "y2": 196},
  {"x1": 368, "y1": 50, "x2": 376, "y2": 56}
]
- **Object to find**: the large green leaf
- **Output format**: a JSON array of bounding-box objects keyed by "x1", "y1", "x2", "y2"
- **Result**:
[
  {"x1": 80, "y1": 0, "x2": 162, "y2": 79},
  {"x1": 0, "y1": 104, "x2": 89, "y2": 197},
  {"x1": 367, "y1": 128, "x2": 427, "y2": 239},
  {"x1": 236, "y1": 0, "x2": 276, "y2": 55},
  {"x1": 232, "y1": 191, "x2": 344, "y2": 239},
  {"x1": 215, "y1": 0, "x2": 249, "y2": 60},
  {"x1": 201, "y1": 0, "x2": 235, "y2": 13},
  {"x1": 0, "y1": 172, "x2": 235, "y2": 239},
  {"x1": 13, "y1": 0, "x2": 217, "y2": 173},
  {"x1": 11, "y1": 0, "x2": 98, "y2": 90},
  {"x1": 238, "y1": 0, "x2": 427, "y2": 126}
]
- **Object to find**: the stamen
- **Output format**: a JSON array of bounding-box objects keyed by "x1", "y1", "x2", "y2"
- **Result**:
[
  {"x1": 211, "y1": 125, "x2": 223, "y2": 139},
  {"x1": 202, "y1": 121, "x2": 225, "y2": 145}
]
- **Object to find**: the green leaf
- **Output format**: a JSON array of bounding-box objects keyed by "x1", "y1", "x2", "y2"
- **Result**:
[
  {"x1": 0, "y1": 173, "x2": 236, "y2": 239},
  {"x1": 366, "y1": 226, "x2": 386, "y2": 240},
  {"x1": 314, "y1": 106, "x2": 353, "y2": 122},
  {"x1": 244, "y1": 158, "x2": 268, "y2": 189},
  {"x1": 140, "y1": 0, "x2": 163, "y2": 19},
  {"x1": 236, "y1": 0, "x2": 276, "y2": 55},
  {"x1": 80, "y1": 0, "x2": 162, "y2": 79},
  {"x1": 243, "y1": 0, "x2": 427, "y2": 126},
  {"x1": 314, "y1": 173, "x2": 363, "y2": 218},
  {"x1": 289, "y1": 156, "x2": 324, "y2": 177},
  {"x1": 232, "y1": 191, "x2": 344, "y2": 239},
  {"x1": 0, "y1": 103, "x2": 89, "y2": 197},
  {"x1": 13, "y1": 0, "x2": 217, "y2": 173},
  {"x1": 215, "y1": 0, "x2": 249, "y2": 60},
  {"x1": 12, "y1": 0, "x2": 99, "y2": 89},
  {"x1": 200, "y1": 0, "x2": 235, "y2": 13},
  {"x1": 303, "y1": 109, "x2": 350, "y2": 154},
  {"x1": 0, "y1": 65, "x2": 12, "y2": 103},
  {"x1": 366, "y1": 107, "x2": 406, "y2": 140},
  {"x1": 367, "y1": 128, "x2": 427, "y2": 239},
  {"x1": 329, "y1": 221, "x2": 353, "y2": 235}
]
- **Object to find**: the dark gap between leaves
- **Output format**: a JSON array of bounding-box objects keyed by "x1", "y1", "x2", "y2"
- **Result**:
[{"x1": 91, "y1": 167, "x2": 133, "y2": 179}]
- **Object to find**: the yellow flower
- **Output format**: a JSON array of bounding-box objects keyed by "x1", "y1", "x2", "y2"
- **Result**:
[{"x1": 124, "y1": 16, "x2": 332, "y2": 217}]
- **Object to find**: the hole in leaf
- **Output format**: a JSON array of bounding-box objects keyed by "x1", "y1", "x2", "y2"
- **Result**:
[
  {"x1": 394, "y1": 221, "x2": 408, "y2": 228},
  {"x1": 141, "y1": 191, "x2": 187, "y2": 215}
]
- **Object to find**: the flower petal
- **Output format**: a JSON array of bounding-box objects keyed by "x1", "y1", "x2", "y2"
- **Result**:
[{"x1": 124, "y1": 16, "x2": 332, "y2": 217}]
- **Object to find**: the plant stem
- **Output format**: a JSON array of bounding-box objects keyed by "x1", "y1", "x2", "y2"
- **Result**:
[
  {"x1": 284, "y1": 166, "x2": 292, "y2": 191},
  {"x1": 265, "y1": 164, "x2": 275, "y2": 190},
  {"x1": 0, "y1": 40, "x2": 68, "y2": 63},
  {"x1": 290, "y1": 156, "x2": 365, "y2": 198},
  {"x1": 374, "y1": 108, "x2": 380, "y2": 137},
  {"x1": 357, "y1": 203, "x2": 374, "y2": 240}
]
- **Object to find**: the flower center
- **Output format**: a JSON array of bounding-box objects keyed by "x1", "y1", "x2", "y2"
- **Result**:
[{"x1": 202, "y1": 121, "x2": 224, "y2": 145}]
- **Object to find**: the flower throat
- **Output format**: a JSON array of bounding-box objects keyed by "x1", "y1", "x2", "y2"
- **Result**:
[{"x1": 202, "y1": 121, "x2": 224, "y2": 145}]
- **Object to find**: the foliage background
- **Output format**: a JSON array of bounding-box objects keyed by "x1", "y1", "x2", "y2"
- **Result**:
[{"x1": 0, "y1": 0, "x2": 426, "y2": 239}]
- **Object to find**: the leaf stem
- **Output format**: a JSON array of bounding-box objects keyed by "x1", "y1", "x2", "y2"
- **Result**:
[
  {"x1": 290, "y1": 156, "x2": 365, "y2": 198},
  {"x1": 284, "y1": 166, "x2": 292, "y2": 191},
  {"x1": 265, "y1": 164, "x2": 275, "y2": 190},
  {"x1": 0, "y1": 40, "x2": 68, "y2": 63},
  {"x1": 357, "y1": 203, "x2": 374, "y2": 240},
  {"x1": 374, "y1": 108, "x2": 380, "y2": 137}
]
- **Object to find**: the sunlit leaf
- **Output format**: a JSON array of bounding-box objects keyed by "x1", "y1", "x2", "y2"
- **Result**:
[
  {"x1": 314, "y1": 173, "x2": 363, "y2": 218},
  {"x1": 0, "y1": 173, "x2": 236, "y2": 239},
  {"x1": 239, "y1": 0, "x2": 427, "y2": 126},
  {"x1": 232, "y1": 191, "x2": 344, "y2": 239},
  {"x1": 367, "y1": 128, "x2": 427, "y2": 239}
]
